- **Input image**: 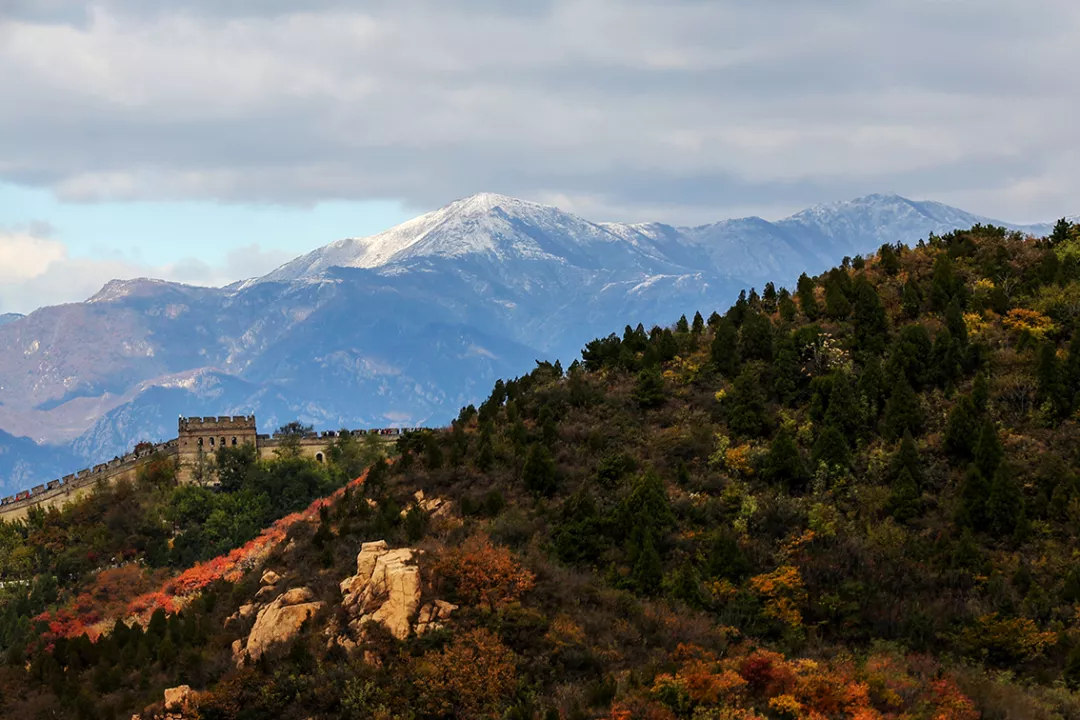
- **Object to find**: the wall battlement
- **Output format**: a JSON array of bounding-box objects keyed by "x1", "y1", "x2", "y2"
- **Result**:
[{"x1": 1, "y1": 417, "x2": 415, "y2": 521}]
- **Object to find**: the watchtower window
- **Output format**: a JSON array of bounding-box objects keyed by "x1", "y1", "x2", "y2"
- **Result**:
[
  {"x1": 209, "y1": 437, "x2": 215, "y2": 446},
  {"x1": 232, "y1": 436, "x2": 238, "y2": 446},
  {"x1": 198, "y1": 438, "x2": 203, "y2": 447},
  {"x1": 315, "y1": 452, "x2": 324, "y2": 463},
  {"x1": 221, "y1": 437, "x2": 226, "y2": 447}
]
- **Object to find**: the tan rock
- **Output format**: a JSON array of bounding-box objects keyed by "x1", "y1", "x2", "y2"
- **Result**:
[
  {"x1": 164, "y1": 685, "x2": 194, "y2": 710},
  {"x1": 434, "y1": 599, "x2": 458, "y2": 619},
  {"x1": 242, "y1": 588, "x2": 323, "y2": 663},
  {"x1": 340, "y1": 542, "x2": 423, "y2": 640},
  {"x1": 254, "y1": 585, "x2": 277, "y2": 602},
  {"x1": 260, "y1": 570, "x2": 281, "y2": 586}
]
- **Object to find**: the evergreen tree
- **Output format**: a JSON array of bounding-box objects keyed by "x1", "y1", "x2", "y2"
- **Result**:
[
  {"x1": 728, "y1": 365, "x2": 768, "y2": 437},
  {"x1": 878, "y1": 242, "x2": 901, "y2": 275},
  {"x1": 633, "y1": 365, "x2": 666, "y2": 409},
  {"x1": 1037, "y1": 341, "x2": 1069, "y2": 418},
  {"x1": 974, "y1": 419, "x2": 1004, "y2": 480},
  {"x1": 772, "y1": 336, "x2": 802, "y2": 405},
  {"x1": 778, "y1": 289, "x2": 797, "y2": 323},
  {"x1": 888, "y1": 324, "x2": 933, "y2": 390},
  {"x1": 882, "y1": 376, "x2": 922, "y2": 440},
  {"x1": 811, "y1": 424, "x2": 850, "y2": 471},
  {"x1": 691, "y1": 311, "x2": 705, "y2": 335},
  {"x1": 958, "y1": 464, "x2": 990, "y2": 531},
  {"x1": 853, "y1": 277, "x2": 888, "y2": 354},
  {"x1": 739, "y1": 311, "x2": 774, "y2": 362},
  {"x1": 762, "y1": 282, "x2": 778, "y2": 312},
  {"x1": 890, "y1": 430, "x2": 923, "y2": 490},
  {"x1": 763, "y1": 426, "x2": 806, "y2": 491},
  {"x1": 675, "y1": 314, "x2": 690, "y2": 333},
  {"x1": 630, "y1": 529, "x2": 663, "y2": 595},
  {"x1": 888, "y1": 467, "x2": 921, "y2": 523},
  {"x1": 711, "y1": 319, "x2": 739, "y2": 377},
  {"x1": 707, "y1": 311, "x2": 722, "y2": 329},
  {"x1": 825, "y1": 276, "x2": 852, "y2": 319},
  {"x1": 664, "y1": 561, "x2": 703, "y2": 608},
  {"x1": 858, "y1": 356, "x2": 885, "y2": 420},
  {"x1": 474, "y1": 426, "x2": 495, "y2": 471},
  {"x1": 796, "y1": 273, "x2": 820, "y2": 320},
  {"x1": 901, "y1": 281, "x2": 923, "y2": 320},
  {"x1": 930, "y1": 254, "x2": 960, "y2": 311},
  {"x1": 655, "y1": 328, "x2": 679, "y2": 364},
  {"x1": 987, "y1": 464, "x2": 1023, "y2": 538},
  {"x1": 945, "y1": 298, "x2": 968, "y2": 346},
  {"x1": 707, "y1": 529, "x2": 750, "y2": 580},
  {"x1": 929, "y1": 328, "x2": 960, "y2": 390},
  {"x1": 943, "y1": 395, "x2": 980, "y2": 461},
  {"x1": 971, "y1": 372, "x2": 990, "y2": 414},
  {"x1": 522, "y1": 444, "x2": 557, "y2": 497},
  {"x1": 824, "y1": 372, "x2": 859, "y2": 441},
  {"x1": 730, "y1": 291, "x2": 749, "y2": 327}
]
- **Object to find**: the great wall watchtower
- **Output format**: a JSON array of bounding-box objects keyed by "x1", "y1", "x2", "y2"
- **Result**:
[{"x1": 177, "y1": 415, "x2": 258, "y2": 483}]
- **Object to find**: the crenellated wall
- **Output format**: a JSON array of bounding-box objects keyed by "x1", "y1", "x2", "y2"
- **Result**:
[{"x1": 1, "y1": 418, "x2": 418, "y2": 522}]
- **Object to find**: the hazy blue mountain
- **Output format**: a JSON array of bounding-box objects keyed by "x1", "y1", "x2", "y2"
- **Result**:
[{"x1": 0, "y1": 192, "x2": 1066, "y2": 494}]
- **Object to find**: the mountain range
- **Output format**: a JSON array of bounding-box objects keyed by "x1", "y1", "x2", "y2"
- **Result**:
[{"x1": 0, "y1": 192, "x2": 1067, "y2": 494}]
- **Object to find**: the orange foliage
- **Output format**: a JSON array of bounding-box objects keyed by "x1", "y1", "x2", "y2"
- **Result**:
[
  {"x1": 433, "y1": 534, "x2": 536, "y2": 608},
  {"x1": 413, "y1": 628, "x2": 518, "y2": 718}
]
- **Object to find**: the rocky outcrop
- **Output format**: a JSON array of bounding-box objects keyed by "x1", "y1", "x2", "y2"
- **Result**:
[
  {"x1": 235, "y1": 586, "x2": 323, "y2": 664},
  {"x1": 399, "y1": 490, "x2": 451, "y2": 519},
  {"x1": 260, "y1": 569, "x2": 281, "y2": 585},
  {"x1": 164, "y1": 685, "x2": 195, "y2": 711},
  {"x1": 338, "y1": 540, "x2": 457, "y2": 643}
]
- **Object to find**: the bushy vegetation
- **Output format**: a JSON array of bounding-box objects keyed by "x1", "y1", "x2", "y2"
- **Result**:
[{"x1": 4, "y1": 221, "x2": 1080, "y2": 718}]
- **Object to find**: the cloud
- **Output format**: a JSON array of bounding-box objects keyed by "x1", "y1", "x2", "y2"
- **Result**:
[
  {"x1": 0, "y1": 0, "x2": 1078, "y2": 223},
  {"x1": 0, "y1": 226, "x2": 293, "y2": 314}
]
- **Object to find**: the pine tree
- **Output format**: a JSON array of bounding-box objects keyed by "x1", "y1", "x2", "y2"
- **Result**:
[
  {"x1": 764, "y1": 427, "x2": 806, "y2": 491},
  {"x1": 888, "y1": 467, "x2": 921, "y2": 523},
  {"x1": 676, "y1": 314, "x2": 690, "y2": 333},
  {"x1": 707, "y1": 529, "x2": 749, "y2": 580},
  {"x1": 796, "y1": 273, "x2": 820, "y2": 320},
  {"x1": 943, "y1": 395, "x2": 980, "y2": 461},
  {"x1": 974, "y1": 419, "x2": 1004, "y2": 480},
  {"x1": 858, "y1": 356, "x2": 885, "y2": 420},
  {"x1": 475, "y1": 427, "x2": 495, "y2": 471},
  {"x1": 825, "y1": 277, "x2": 852, "y2": 320},
  {"x1": 728, "y1": 366, "x2": 768, "y2": 437},
  {"x1": 853, "y1": 277, "x2": 888, "y2": 354},
  {"x1": 901, "y1": 281, "x2": 923, "y2": 320},
  {"x1": 522, "y1": 444, "x2": 557, "y2": 497},
  {"x1": 691, "y1": 311, "x2": 705, "y2": 335},
  {"x1": 1037, "y1": 342, "x2": 1069, "y2": 418},
  {"x1": 929, "y1": 328, "x2": 960, "y2": 390},
  {"x1": 811, "y1": 424, "x2": 850, "y2": 471},
  {"x1": 824, "y1": 372, "x2": 859, "y2": 441},
  {"x1": 772, "y1": 336, "x2": 802, "y2": 406},
  {"x1": 730, "y1": 290, "x2": 749, "y2": 327},
  {"x1": 711, "y1": 319, "x2": 739, "y2": 377},
  {"x1": 987, "y1": 464, "x2": 1023, "y2": 538},
  {"x1": 762, "y1": 282, "x2": 778, "y2": 312},
  {"x1": 882, "y1": 376, "x2": 922, "y2": 440},
  {"x1": 890, "y1": 430, "x2": 923, "y2": 490},
  {"x1": 707, "y1": 311, "x2": 722, "y2": 329},
  {"x1": 631, "y1": 529, "x2": 663, "y2": 595},
  {"x1": 664, "y1": 561, "x2": 703, "y2": 608},
  {"x1": 878, "y1": 243, "x2": 901, "y2": 275},
  {"x1": 958, "y1": 464, "x2": 990, "y2": 531},
  {"x1": 930, "y1": 253, "x2": 959, "y2": 311},
  {"x1": 633, "y1": 365, "x2": 666, "y2": 409},
  {"x1": 945, "y1": 297, "x2": 968, "y2": 346},
  {"x1": 971, "y1": 372, "x2": 990, "y2": 414},
  {"x1": 739, "y1": 311, "x2": 774, "y2": 362}
]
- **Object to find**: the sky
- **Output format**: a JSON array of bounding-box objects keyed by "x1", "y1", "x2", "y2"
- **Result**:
[{"x1": 1, "y1": 0, "x2": 1078, "y2": 314}]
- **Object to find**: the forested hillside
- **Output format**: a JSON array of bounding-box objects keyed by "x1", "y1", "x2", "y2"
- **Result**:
[{"x1": 4, "y1": 220, "x2": 1080, "y2": 719}]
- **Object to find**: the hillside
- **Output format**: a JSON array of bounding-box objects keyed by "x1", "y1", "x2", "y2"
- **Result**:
[
  {"x1": 3, "y1": 219, "x2": 1080, "y2": 718},
  {"x1": 0, "y1": 193, "x2": 1062, "y2": 495}
]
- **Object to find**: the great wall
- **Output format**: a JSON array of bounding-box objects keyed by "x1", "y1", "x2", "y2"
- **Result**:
[{"x1": 0, "y1": 416, "x2": 414, "y2": 523}]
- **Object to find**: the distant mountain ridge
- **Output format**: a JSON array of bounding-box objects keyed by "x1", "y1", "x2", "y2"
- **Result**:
[{"x1": 0, "y1": 192, "x2": 1066, "y2": 494}]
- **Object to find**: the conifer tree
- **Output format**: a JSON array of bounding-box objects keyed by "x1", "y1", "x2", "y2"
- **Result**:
[
  {"x1": 945, "y1": 297, "x2": 968, "y2": 346},
  {"x1": 943, "y1": 395, "x2": 980, "y2": 461},
  {"x1": 890, "y1": 430, "x2": 923, "y2": 490},
  {"x1": 858, "y1": 356, "x2": 885, "y2": 419},
  {"x1": 764, "y1": 426, "x2": 806, "y2": 491},
  {"x1": 711, "y1": 319, "x2": 739, "y2": 377},
  {"x1": 1037, "y1": 341, "x2": 1069, "y2": 418},
  {"x1": 707, "y1": 311, "x2": 722, "y2": 329},
  {"x1": 676, "y1": 314, "x2": 689, "y2": 333},
  {"x1": 691, "y1": 311, "x2": 705, "y2": 335},
  {"x1": 730, "y1": 290, "x2": 749, "y2": 327},
  {"x1": 762, "y1": 282, "x2": 778, "y2": 312},
  {"x1": 888, "y1": 467, "x2": 921, "y2": 523},
  {"x1": 707, "y1": 529, "x2": 749, "y2": 580},
  {"x1": 974, "y1": 419, "x2": 1004, "y2": 481},
  {"x1": 475, "y1": 427, "x2": 495, "y2": 471},
  {"x1": 930, "y1": 253, "x2": 959, "y2": 311},
  {"x1": 633, "y1": 365, "x2": 666, "y2": 409},
  {"x1": 958, "y1": 464, "x2": 990, "y2": 531},
  {"x1": 772, "y1": 336, "x2": 802, "y2": 405},
  {"x1": 878, "y1": 242, "x2": 901, "y2": 275},
  {"x1": 987, "y1": 464, "x2": 1023, "y2": 538},
  {"x1": 971, "y1": 372, "x2": 990, "y2": 414},
  {"x1": 778, "y1": 289, "x2": 797, "y2": 322},
  {"x1": 811, "y1": 424, "x2": 850, "y2": 471},
  {"x1": 882, "y1": 376, "x2": 922, "y2": 440},
  {"x1": 630, "y1": 529, "x2": 663, "y2": 595},
  {"x1": 853, "y1": 277, "x2": 888, "y2": 354},
  {"x1": 728, "y1": 365, "x2": 768, "y2": 437},
  {"x1": 824, "y1": 373, "x2": 859, "y2": 441},
  {"x1": 825, "y1": 277, "x2": 852, "y2": 320},
  {"x1": 522, "y1": 444, "x2": 557, "y2": 497},
  {"x1": 796, "y1": 273, "x2": 820, "y2": 320},
  {"x1": 901, "y1": 281, "x2": 923, "y2": 320},
  {"x1": 739, "y1": 311, "x2": 774, "y2": 362}
]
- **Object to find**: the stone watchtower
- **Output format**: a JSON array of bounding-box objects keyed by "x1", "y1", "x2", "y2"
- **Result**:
[{"x1": 177, "y1": 415, "x2": 257, "y2": 483}]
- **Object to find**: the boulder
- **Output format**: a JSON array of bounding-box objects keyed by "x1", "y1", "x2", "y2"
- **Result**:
[
  {"x1": 260, "y1": 570, "x2": 281, "y2": 586},
  {"x1": 340, "y1": 542, "x2": 422, "y2": 640},
  {"x1": 239, "y1": 587, "x2": 323, "y2": 663},
  {"x1": 164, "y1": 685, "x2": 194, "y2": 710}
]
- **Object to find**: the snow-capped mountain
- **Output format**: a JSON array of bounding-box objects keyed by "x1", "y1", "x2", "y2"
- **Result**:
[{"x1": 0, "y1": 192, "x2": 1068, "y2": 494}]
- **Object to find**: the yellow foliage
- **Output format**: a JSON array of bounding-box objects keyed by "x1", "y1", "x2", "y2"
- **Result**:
[
  {"x1": 1002, "y1": 308, "x2": 1055, "y2": 340},
  {"x1": 963, "y1": 312, "x2": 989, "y2": 337},
  {"x1": 724, "y1": 444, "x2": 755, "y2": 477},
  {"x1": 750, "y1": 565, "x2": 807, "y2": 628}
]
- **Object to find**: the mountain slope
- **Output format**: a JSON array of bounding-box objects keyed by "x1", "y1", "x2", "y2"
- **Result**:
[{"x1": 0, "y1": 193, "x2": 1068, "y2": 494}]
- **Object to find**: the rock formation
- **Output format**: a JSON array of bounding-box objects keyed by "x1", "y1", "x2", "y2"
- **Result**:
[
  {"x1": 235, "y1": 586, "x2": 323, "y2": 664},
  {"x1": 339, "y1": 540, "x2": 456, "y2": 642}
]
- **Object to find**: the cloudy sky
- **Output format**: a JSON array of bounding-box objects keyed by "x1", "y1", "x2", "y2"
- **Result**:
[{"x1": 1, "y1": 0, "x2": 1078, "y2": 314}]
